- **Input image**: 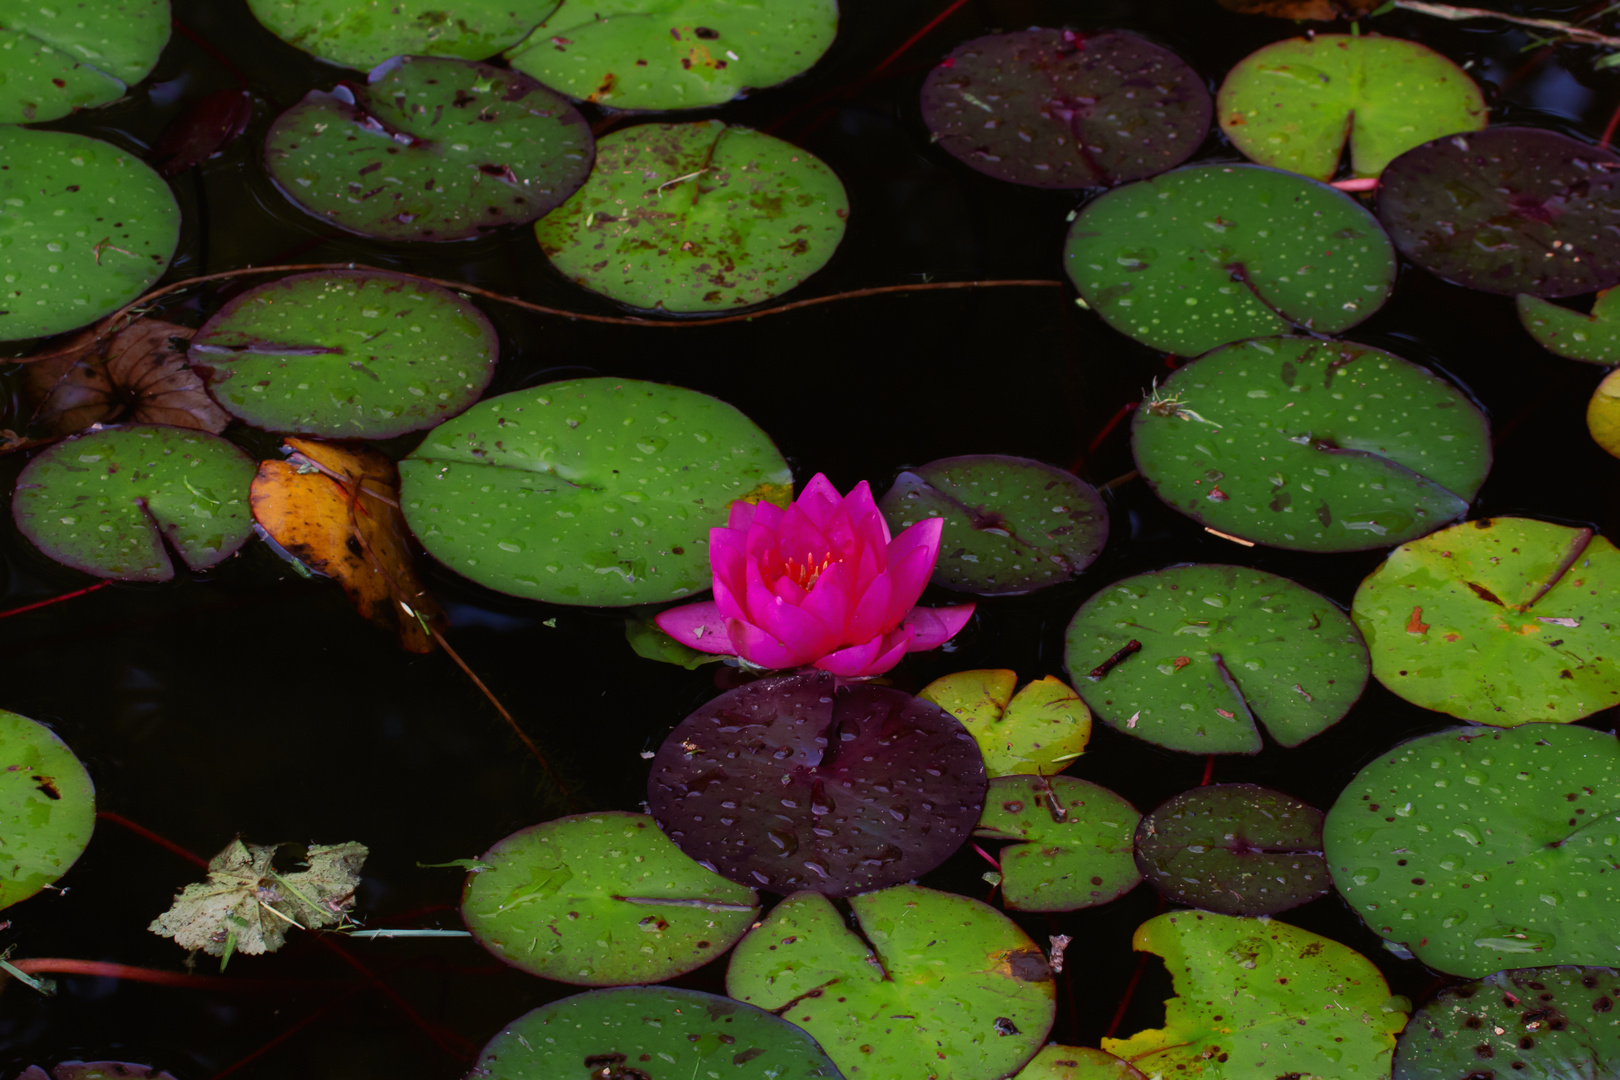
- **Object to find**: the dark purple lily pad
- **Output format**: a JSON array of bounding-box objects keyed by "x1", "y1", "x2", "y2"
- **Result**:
[
  {"x1": 879, "y1": 455, "x2": 1109, "y2": 596},
  {"x1": 264, "y1": 56, "x2": 593, "y2": 243},
  {"x1": 920, "y1": 29, "x2": 1210, "y2": 189},
  {"x1": 1134, "y1": 783, "x2": 1329, "y2": 916},
  {"x1": 1392, "y1": 966, "x2": 1620, "y2": 1080},
  {"x1": 1377, "y1": 128, "x2": 1620, "y2": 298},
  {"x1": 647, "y1": 671, "x2": 987, "y2": 897}
]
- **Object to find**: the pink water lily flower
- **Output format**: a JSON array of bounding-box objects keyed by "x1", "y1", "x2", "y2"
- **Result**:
[{"x1": 656, "y1": 474, "x2": 975, "y2": 677}]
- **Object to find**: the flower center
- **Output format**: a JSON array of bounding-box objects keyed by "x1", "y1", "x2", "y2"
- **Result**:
[{"x1": 783, "y1": 552, "x2": 835, "y2": 590}]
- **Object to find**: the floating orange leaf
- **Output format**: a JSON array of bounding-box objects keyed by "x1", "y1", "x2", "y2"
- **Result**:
[
  {"x1": 23, "y1": 318, "x2": 230, "y2": 437},
  {"x1": 251, "y1": 438, "x2": 444, "y2": 653}
]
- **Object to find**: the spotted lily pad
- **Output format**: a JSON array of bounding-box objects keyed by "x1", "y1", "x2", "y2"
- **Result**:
[
  {"x1": 0, "y1": 127, "x2": 181, "y2": 342},
  {"x1": 1350, "y1": 517, "x2": 1620, "y2": 724},
  {"x1": 264, "y1": 57, "x2": 594, "y2": 242},
  {"x1": 1217, "y1": 0, "x2": 1382, "y2": 15},
  {"x1": 1378, "y1": 128, "x2": 1620, "y2": 298},
  {"x1": 535, "y1": 121, "x2": 848, "y2": 313},
  {"x1": 1134, "y1": 784, "x2": 1329, "y2": 916},
  {"x1": 879, "y1": 455, "x2": 1108, "y2": 595},
  {"x1": 1392, "y1": 966, "x2": 1620, "y2": 1079},
  {"x1": 1590, "y1": 367, "x2": 1620, "y2": 459},
  {"x1": 920, "y1": 30, "x2": 1210, "y2": 189},
  {"x1": 647, "y1": 671, "x2": 986, "y2": 897},
  {"x1": 975, "y1": 775, "x2": 1141, "y2": 912},
  {"x1": 1103, "y1": 910, "x2": 1408, "y2": 1077},
  {"x1": 461, "y1": 811, "x2": 759, "y2": 986},
  {"x1": 1323, "y1": 724, "x2": 1620, "y2": 977},
  {"x1": 1064, "y1": 564, "x2": 1368, "y2": 754},
  {"x1": 1517, "y1": 288, "x2": 1620, "y2": 365},
  {"x1": 1064, "y1": 164, "x2": 1395, "y2": 356},
  {"x1": 0, "y1": 0, "x2": 170, "y2": 124},
  {"x1": 1218, "y1": 35, "x2": 1485, "y2": 181},
  {"x1": 244, "y1": 0, "x2": 539, "y2": 71},
  {"x1": 727, "y1": 884, "x2": 1057, "y2": 1080},
  {"x1": 1132, "y1": 336, "x2": 1490, "y2": 551},
  {"x1": 399, "y1": 377, "x2": 791, "y2": 606},
  {"x1": 13, "y1": 425, "x2": 256, "y2": 582},
  {"x1": 916, "y1": 670, "x2": 1091, "y2": 776},
  {"x1": 189, "y1": 270, "x2": 497, "y2": 439},
  {"x1": 0, "y1": 709, "x2": 95, "y2": 910},
  {"x1": 1013, "y1": 1047, "x2": 1146, "y2": 1080},
  {"x1": 467, "y1": 987, "x2": 844, "y2": 1080},
  {"x1": 505, "y1": 0, "x2": 838, "y2": 112}
]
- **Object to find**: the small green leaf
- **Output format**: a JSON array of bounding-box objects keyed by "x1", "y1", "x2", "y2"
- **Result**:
[
  {"x1": 625, "y1": 615, "x2": 724, "y2": 669},
  {"x1": 975, "y1": 775, "x2": 1141, "y2": 911},
  {"x1": 1218, "y1": 35, "x2": 1485, "y2": 180},
  {"x1": 1517, "y1": 288, "x2": 1620, "y2": 365},
  {"x1": 0, "y1": 710, "x2": 95, "y2": 911},
  {"x1": 917, "y1": 670, "x2": 1092, "y2": 776},
  {"x1": 244, "y1": 0, "x2": 537, "y2": 71},
  {"x1": 0, "y1": 0, "x2": 170, "y2": 123},
  {"x1": 1104, "y1": 910, "x2": 1407, "y2": 1076}
]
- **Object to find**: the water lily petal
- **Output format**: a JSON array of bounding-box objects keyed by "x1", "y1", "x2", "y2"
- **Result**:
[
  {"x1": 886, "y1": 514, "x2": 944, "y2": 571},
  {"x1": 799, "y1": 562, "x2": 854, "y2": 635},
  {"x1": 727, "y1": 499, "x2": 760, "y2": 531},
  {"x1": 815, "y1": 625, "x2": 916, "y2": 678},
  {"x1": 730, "y1": 618, "x2": 812, "y2": 669},
  {"x1": 750, "y1": 593, "x2": 838, "y2": 659},
  {"x1": 795, "y1": 474, "x2": 843, "y2": 530},
  {"x1": 712, "y1": 572, "x2": 748, "y2": 624},
  {"x1": 844, "y1": 571, "x2": 895, "y2": 643},
  {"x1": 710, "y1": 527, "x2": 748, "y2": 587},
  {"x1": 655, "y1": 601, "x2": 737, "y2": 655},
  {"x1": 901, "y1": 604, "x2": 976, "y2": 651},
  {"x1": 882, "y1": 535, "x2": 940, "y2": 617}
]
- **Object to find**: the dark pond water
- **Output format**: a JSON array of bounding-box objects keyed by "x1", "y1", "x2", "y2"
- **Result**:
[{"x1": 1, "y1": 0, "x2": 1617, "y2": 1076}]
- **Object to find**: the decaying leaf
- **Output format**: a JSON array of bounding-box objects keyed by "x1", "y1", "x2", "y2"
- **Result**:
[
  {"x1": 148, "y1": 839, "x2": 367, "y2": 964},
  {"x1": 22, "y1": 318, "x2": 230, "y2": 437},
  {"x1": 1216, "y1": 0, "x2": 1382, "y2": 17},
  {"x1": 251, "y1": 437, "x2": 445, "y2": 653}
]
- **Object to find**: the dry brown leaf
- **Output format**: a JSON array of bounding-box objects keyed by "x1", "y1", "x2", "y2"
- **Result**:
[
  {"x1": 251, "y1": 437, "x2": 445, "y2": 653},
  {"x1": 148, "y1": 839, "x2": 367, "y2": 965},
  {"x1": 23, "y1": 318, "x2": 230, "y2": 437},
  {"x1": 1215, "y1": 0, "x2": 1382, "y2": 17}
]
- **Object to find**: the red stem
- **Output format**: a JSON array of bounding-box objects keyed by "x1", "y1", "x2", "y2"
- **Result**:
[
  {"x1": 872, "y1": 0, "x2": 977, "y2": 75},
  {"x1": 8, "y1": 958, "x2": 266, "y2": 990},
  {"x1": 96, "y1": 810, "x2": 209, "y2": 868},
  {"x1": 1200, "y1": 755, "x2": 1216, "y2": 786},
  {"x1": 1601, "y1": 99, "x2": 1620, "y2": 150},
  {"x1": 170, "y1": 19, "x2": 248, "y2": 88},
  {"x1": 211, "y1": 985, "x2": 365, "y2": 1080},
  {"x1": 0, "y1": 580, "x2": 110, "y2": 622}
]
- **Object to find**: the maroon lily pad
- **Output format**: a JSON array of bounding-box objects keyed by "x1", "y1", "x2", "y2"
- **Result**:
[
  {"x1": 647, "y1": 671, "x2": 987, "y2": 897},
  {"x1": 152, "y1": 89, "x2": 255, "y2": 179},
  {"x1": 921, "y1": 29, "x2": 1211, "y2": 189},
  {"x1": 1134, "y1": 783, "x2": 1330, "y2": 916},
  {"x1": 1377, "y1": 127, "x2": 1620, "y2": 298}
]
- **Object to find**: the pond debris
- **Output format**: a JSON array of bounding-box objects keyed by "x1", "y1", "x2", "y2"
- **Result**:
[{"x1": 148, "y1": 839, "x2": 367, "y2": 968}]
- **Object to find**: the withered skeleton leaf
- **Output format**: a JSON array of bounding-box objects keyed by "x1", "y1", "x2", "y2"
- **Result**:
[{"x1": 148, "y1": 839, "x2": 367, "y2": 965}]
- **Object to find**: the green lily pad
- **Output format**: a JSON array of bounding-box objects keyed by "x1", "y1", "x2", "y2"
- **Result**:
[
  {"x1": 399, "y1": 377, "x2": 792, "y2": 606},
  {"x1": 1517, "y1": 288, "x2": 1620, "y2": 365},
  {"x1": 244, "y1": 0, "x2": 539, "y2": 72},
  {"x1": 727, "y1": 883, "x2": 1057, "y2": 1080},
  {"x1": 0, "y1": 127, "x2": 181, "y2": 342},
  {"x1": 878, "y1": 455, "x2": 1109, "y2": 596},
  {"x1": 535, "y1": 121, "x2": 848, "y2": 313},
  {"x1": 975, "y1": 775, "x2": 1141, "y2": 912},
  {"x1": 919, "y1": 29, "x2": 1210, "y2": 189},
  {"x1": 1323, "y1": 724, "x2": 1620, "y2": 977},
  {"x1": 467, "y1": 986, "x2": 845, "y2": 1079},
  {"x1": 13, "y1": 425, "x2": 256, "y2": 582},
  {"x1": 1392, "y1": 965, "x2": 1620, "y2": 1079},
  {"x1": 1064, "y1": 564, "x2": 1368, "y2": 754},
  {"x1": 189, "y1": 270, "x2": 497, "y2": 439},
  {"x1": 264, "y1": 57, "x2": 594, "y2": 243},
  {"x1": 1134, "y1": 784, "x2": 1329, "y2": 916},
  {"x1": 0, "y1": 0, "x2": 171, "y2": 124},
  {"x1": 0, "y1": 709, "x2": 95, "y2": 910},
  {"x1": 1350, "y1": 517, "x2": 1620, "y2": 724},
  {"x1": 1377, "y1": 127, "x2": 1620, "y2": 298},
  {"x1": 1013, "y1": 1047, "x2": 1146, "y2": 1080},
  {"x1": 1217, "y1": 35, "x2": 1485, "y2": 181},
  {"x1": 916, "y1": 670, "x2": 1092, "y2": 776},
  {"x1": 1103, "y1": 910, "x2": 1408, "y2": 1077},
  {"x1": 461, "y1": 811, "x2": 760, "y2": 986},
  {"x1": 1063, "y1": 164, "x2": 1396, "y2": 356},
  {"x1": 505, "y1": 0, "x2": 838, "y2": 112},
  {"x1": 1131, "y1": 336, "x2": 1490, "y2": 552},
  {"x1": 1591, "y1": 367, "x2": 1620, "y2": 459}
]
